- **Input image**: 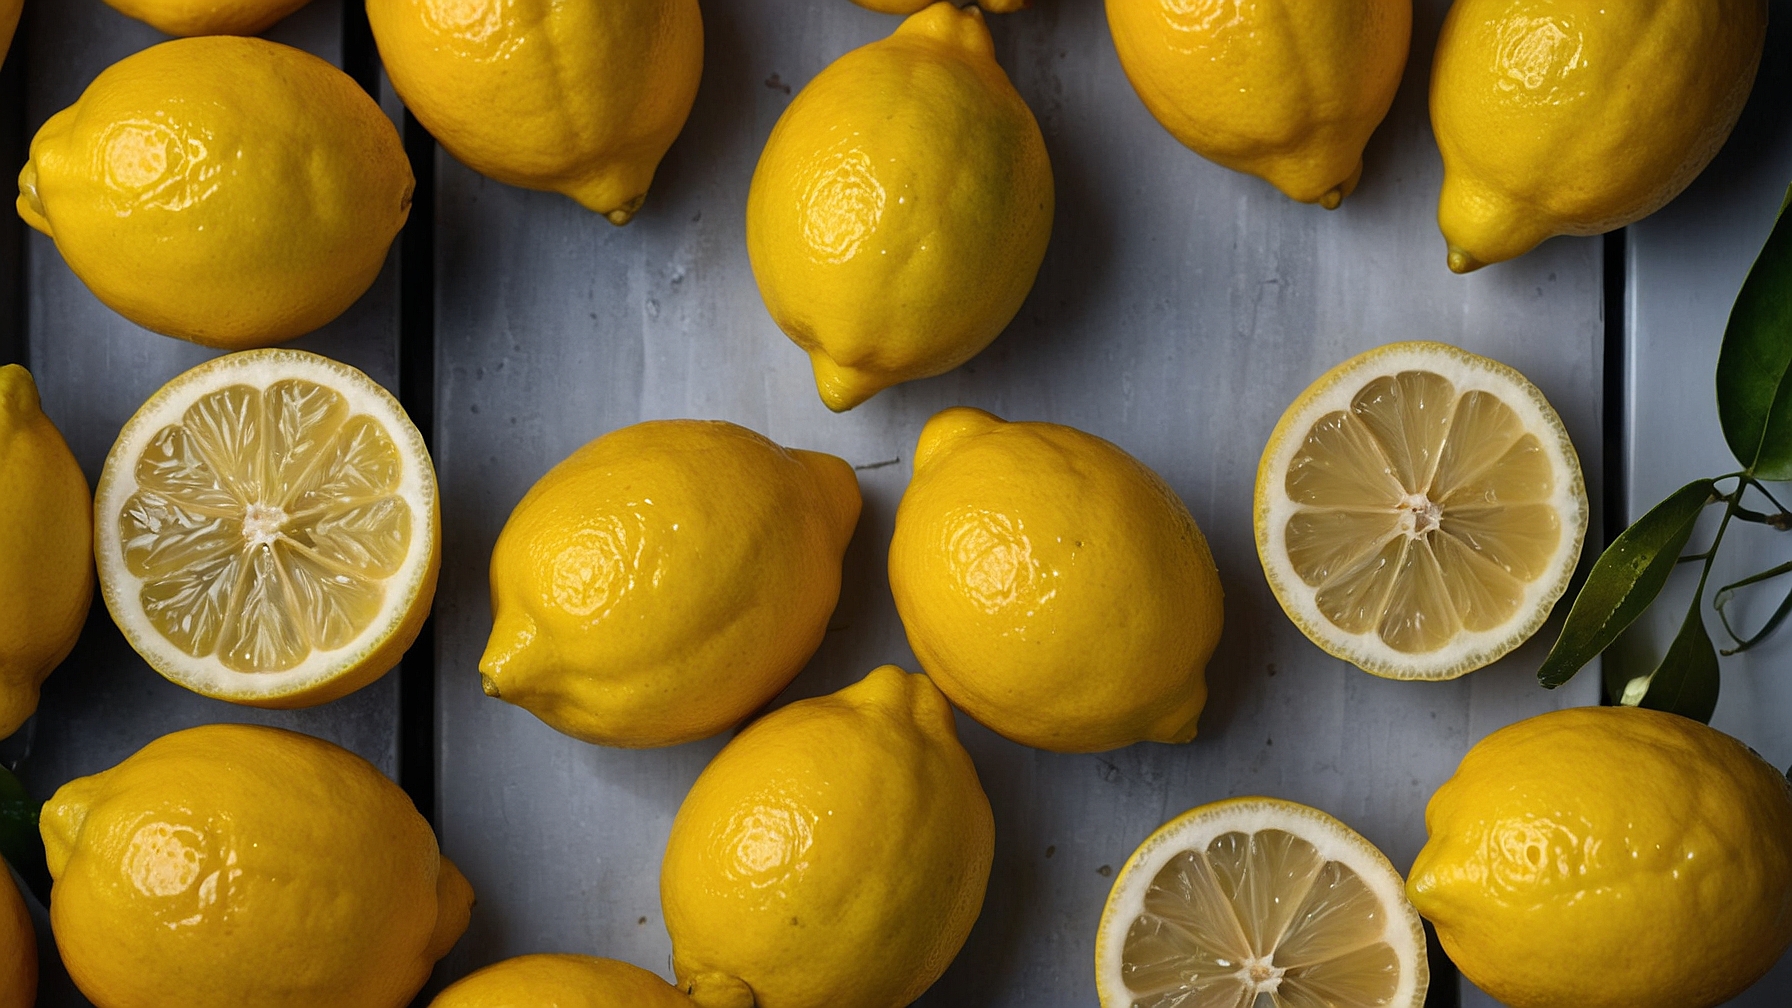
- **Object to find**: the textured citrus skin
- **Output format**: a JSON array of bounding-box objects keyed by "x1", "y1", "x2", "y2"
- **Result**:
[
  {"x1": 18, "y1": 38, "x2": 412, "y2": 348},
  {"x1": 889, "y1": 407, "x2": 1223, "y2": 753},
  {"x1": 747, "y1": 2, "x2": 1053, "y2": 411},
  {"x1": 1106, "y1": 0, "x2": 1410, "y2": 206},
  {"x1": 431, "y1": 955, "x2": 695, "y2": 1008},
  {"x1": 42, "y1": 724, "x2": 473, "y2": 1008},
  {"x1": 1409, "y1": 707, "x2": 1792, "y2": 1008},
  {"x1": 0, "y1": 365, "x2": 92, "y2": 739},
  {"x1": 481, "y1": 420, "x2": 861, "y2": 748},
  {"x1": 1432, "y1": 0, "x2": 1766, "y2": 271},
  {"x1": 661, "y1": 667, "x2": 993, "y2": 1008},
  {"x1": 0, "y1": 856, "x2": 35, "y2": 1008},
  {"x1": 368, "y1": 0, "x2": 701, "y2": 223},
  {"x1": 103, "y1": 0, "x2": 312, "y2": 35}
]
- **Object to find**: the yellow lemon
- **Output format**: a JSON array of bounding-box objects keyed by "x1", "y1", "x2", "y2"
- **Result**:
[
  {"x1": 0, "y1": 847, "x2": 34, "y2": 1008},
  {"x1": 889, "y1": 407, "x2": 1223, "y2": 753},
  {"x1": 1432, "y1": 0, "x2": 1767, "y2": 272},
  {"x1": 747, "y1": 2, "x2": 1053, "y2": 411},
  {"x1": 42, "y1": 723, "x2": 474, "y2": 1008},
  {"x1": 1106, "y1": 0, "x2": 1410, "y2": 207},
  {"x1": 93, "y1": 350, "x2": 440, "y2": 707},
  {"x1": 368, "y1": 0, "x2": 702, "y2": 224},
  {"x1": 432, "y1": 955, "x2": 696, "y2": 1008},
  {"x1": 481, "y1": 420, "x2": 860, "y2": 749},
  {"x1": 661, "y1": 666, "x2": 992, "y2": 1008},
  {"x1": 0, "y1": 365, "x2": 93, "y2": 739},
  {"x1": 103, "y1": 0, "x2": 311, "y2": 35},
  {"x1": 1096, "y1": 797, "x2": 1428, "y2": 1008},
  {"x1": 18, "y1": 37, "x2": 412, "y2": 348},
  {"x1": 1408, "y1": 706, "x2": 1792, "y2": 1008}
]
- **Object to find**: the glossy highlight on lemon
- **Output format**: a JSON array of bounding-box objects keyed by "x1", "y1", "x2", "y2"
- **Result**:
[
  {"x1": 103, "y1": 0, "x2": 312, "y2": 35},
  {"x1": 1255, "y1": 342, "x2": 1587, "y2": 679},
  {"x1": 661, "y1": 666, "x2": 993, "y2": 1008},
  {"x1": 431, "y1": 955, "x2": 695, "y2": 1008},
  {"x1": 94, "y1": 350, "x2": 440, "y2": 708},
  {"x1": 18, "y1": 37, "x2": 412, "y2": 348},
  {"x1": 369, "y1": 0, "x2": 702, "y2": 224},
  {"x1": 747, "y1": 2, "x2": 1053, "y2": 411},
  {"x1": 890, "y1": 407, "x2": 1223, "y2": 753},
  {"x1": 1106, "y1": 0, "x2": 1410, "y2": 207},
  {"x1": 43, "y1": 723, "x2": 473, "y2": 1008},
  {"x1": 1432, "y1": 0, "x2": 1767, "y2": 271},
  {"x1": 1409, "y1": 706, "x2": 1792, "y2": 1008},
  {"x1": 481, "y1": 420, "x2": 860, "y2": 749}
]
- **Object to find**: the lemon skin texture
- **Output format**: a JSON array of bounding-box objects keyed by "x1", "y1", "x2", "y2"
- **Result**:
[
  {"x1": 889, "y1": 408, "x2": 1223, "y2": 753},
  {"x1": 0, "y1": 852, "x2": 34, "y2": 1008},
  {"x1": 0, "y1": 365, "x2": 93, "y2": 739},
  {"x1": 368, "y1": 0, "x2": 701, "y2": 224},
  {"x1": 42, "y1": 723, "x2": 473, "y2": 1008},
  {"x1": 103, "y1": 0, "x2": 312, "y2": 35},
  {"x1": 661, "y1": 666, "x2": 994, "y2": 1008},
  {"x1": 18, "y1": 38, "x2": 412, "y2": 349},
  {"x1": 481, "y1": 420, "x2": 861, "y2": 749},
  {"x1": 1408, "y1": 706, "x2": 1792, "y2": 1008},
  {"x1": 1106, "y1": 0, "x2": 1409, "y2": 207},
  {"x1": 432, "y1": 955, "x2": 696, "y2": 1008},
  {"x1": 746, "y1": 2, "x2": 1054, "y2": 412},
  {"x1": 1432, "y1": 0, "x2": 1766, "y2": 272}
]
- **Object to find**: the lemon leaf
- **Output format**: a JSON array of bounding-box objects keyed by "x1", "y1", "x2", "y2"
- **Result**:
[
  {"x1": 1538, "y1": 479, "x2": 1717, "y2": 688},
  {"x1": 0, "y1": 767, "x2": 47, "y2": 906},
  {"x1": 1623, "y1": 595, "x2": 1721, "y2": 724},
  {"x1": 1716, "y1": 184, "x2": 1792, "y2": 478}
]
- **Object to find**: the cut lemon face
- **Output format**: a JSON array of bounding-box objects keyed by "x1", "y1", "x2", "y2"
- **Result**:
[
  {"x1": 95, "y1": 349, "x2": 439, "y2": 707},
  {"x1": 1096, "y1": 797, "x2": 1428, "y2": 1008},
  {"x1": 1254, "y1": 341, "x2": 1586, "y2": 680}
]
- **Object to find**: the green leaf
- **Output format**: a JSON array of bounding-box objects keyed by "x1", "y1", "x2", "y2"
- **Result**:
[
  {"x1": 1619, "y1": 594, "x2": 1721, "y2": 724},
  {"x1": 1717, "y1": 184, "x2": 1792, "y2": 478},
  {"x1": 1538, "y1": 479, "x2": 1717, "y2": 688},
  {"x1": 1713, "y1": 560, "x2": 1792, "y2": 653},
  {"x1": 0, "y1": 767, "x2": 47, "y2": 906}
]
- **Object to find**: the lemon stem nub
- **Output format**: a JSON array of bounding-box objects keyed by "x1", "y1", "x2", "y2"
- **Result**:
[{"x1": 686, "y1": 973, "x2": 755, "y2": 1008}]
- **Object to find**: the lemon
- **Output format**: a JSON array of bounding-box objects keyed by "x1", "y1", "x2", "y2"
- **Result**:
[
  {"x1": 103, "y1": 0, "x2": 311, "y2": 35},
  {"x1": 0, "y1": 366, "x2": 93, "y2": 738},
  {"x1": 93, "y1": 350, "x2": 439, "y2": 707},
  {"x1": 368, "y1": 0, "x2": 702, "y2": 224},
  {"x1": 746, "y1": 2, "x2": 1053, "y2": 411},
  {"x1": 432, "y1": 955, "x2": 696, "y2": 1008},
  {"x1": 0, "y1": 848, "x2": 33, "y2": 1008},
  {"x1": 1106, "y1": 0, "x2": 1410, "y2": 207},
  {"x1": 889, "y1": 407, "x2": 1223, "y2": 753},
  {"x1": 1255, "y1": 342, "x2": 1586, "y2": 680},
  {"x1": 43, "y1": 723, "x2": 473, "y2": 1008},
  {"x1": 0, "y1": 0, "x2": 19, "y2": 64},
  {"x1": 661, "y1": 665, "x2": 993, "y2": 1008},
  {"x1": 1409, "y1": 706, "x2": 1792, "y2": 1008},
  {"x1": 481, "y1": 420, "x2": 860, "y2": 749},
  {"x1": 1096, "y1": 797, "x2": 1428, "y2": 1008},
  {"x1": 18, "y1": 37, "x2": 412, "y2": 349},
  {"x1": 1432, "y1": 0, "x2": 1767, "y2": 272}
]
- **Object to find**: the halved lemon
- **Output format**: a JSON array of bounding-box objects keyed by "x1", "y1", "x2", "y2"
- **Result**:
[
  {"x1": 1096, "y1": 797, "x2": 1428, "y2": 1008},
  {"x1": 1254, "y1": 341, "x2": 1586, "y2": 680},
  {"x1": 95, "y1": 349, "x2": 439, "y2": 707}
]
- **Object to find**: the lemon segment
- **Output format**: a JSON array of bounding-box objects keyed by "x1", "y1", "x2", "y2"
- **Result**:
[
  {"x1": 1256, "y1": 342, "x2": 1586, "y2": 680},
  {"x1": 1098, "y1": 797, "x2": 1427, "y2": 1008},
  {"x1": 96, "y1": 350, "x2": 438, "y2": 707}
]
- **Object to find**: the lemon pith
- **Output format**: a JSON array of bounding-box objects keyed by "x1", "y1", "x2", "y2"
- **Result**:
[
  {"x1": 1255, "y1": 342, "x2": 1586, "y2": 679},
  {"x1": 95, "y1": 350, "x2": 439, "y2": 707},
  {"x1": 103, "y1": 0, "x2": 312, "y2": 36},
  {"x1": 431, "y1": 954, "x2": 696, "y2": 1008}
]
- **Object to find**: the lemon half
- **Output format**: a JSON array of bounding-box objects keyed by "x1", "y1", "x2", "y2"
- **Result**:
[
  {"x1": 95, "y1": 350, "x2": 439, "y2": 707},
  {"x1": 1096, "y1": 797, "x2": 1428, "y2": 1008},
  {"x1": 1255, "y1": 342, "x2": 1586, "y2": 680}
]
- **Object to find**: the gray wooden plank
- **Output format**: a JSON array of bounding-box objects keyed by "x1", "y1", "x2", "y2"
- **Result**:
[{"x1": 429, "y1": 0, "x2": 1601, "y2": 1004}]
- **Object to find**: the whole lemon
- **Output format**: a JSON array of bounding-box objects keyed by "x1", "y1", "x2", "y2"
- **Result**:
[
  {"x1": 368, "y1": 0, "x2": 702, "y2": 224},
  {"x1": 42, "y1": 723, "x2": 473, "y2": 1008},
  {"x1": 18, "y1": 37, "x2": 413, "y2": 348},
  {"x1": 481, "y1": 420, "x2": 861, "y2": 749},
  {"x1": 0, "y1": 841, "x2": 34, "y2": 1008},
  {"x1": 746, "y1": 2, "x2": 1053, "y2": 412},
  {"x1": 432, "y1": 955, "x2": 695, "y2": 1008},
  {"x1": 103, "y1": 0, "x2": 311, "y2": 35},
  {"x1": 1432, "y1": 0, "x2": 1767, "y2": 272},
  {"x1": 889, "y1": 407, "x2": 1223, "y2": 753},
  {"x1": 661, "y1": 666, "x2": 993, "y2": 1008},
  {"x1": 0, "y1": 365, "x2": 92, "y2": 739},
  {"x1": 1106, "y1": 0, "x2": 1410, "y2": 207},
  {"x1": 1408, "y1": 706, "x2": 1792, "y2": 1008}
]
